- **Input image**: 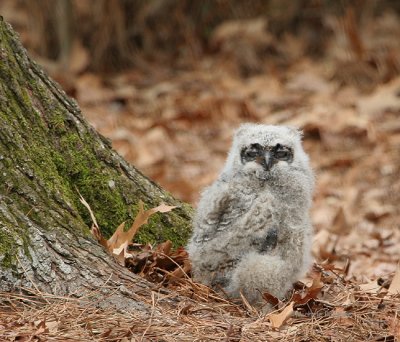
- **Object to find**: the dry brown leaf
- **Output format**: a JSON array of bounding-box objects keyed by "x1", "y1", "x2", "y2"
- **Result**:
[
  {"x1": 262, "y1": 291, "x2": 279, "y2": 307},
  {"x1": 107, "y1": 201, "x2": 176, "y2": 252},
  {"x1": 45, "y1": 320, "x2": 59, "y2": 334},
  {"x1": 357, "y1": 77, "x2": 400, "y2": 116},
  {"x1": 292, "y1": 273, "x2": 324, "y2": 305},
  {"x1": 106, "y1": 221, "x2": 128, "y2": 252},
  {"x1": 33, "y1": 319, "x2": 47, "y2": 335},
  {"x1": 364, "y1": 203, "x2": 394, "y2": 222},
  {"x1": 329, "y1": 207, "x2": 350, "y2": 235},
  {"x1": 268, "y1": 301, "x2": 294, "y2": 329},
  {"x1": 359, "y1": 280, "x2": 381, "y2": 294},
  {"x1": 81, "y1": 194, "x2": 177, "y2": 267},
  {"x1": 91, "y1": 225, "x2": 108, "y2": 249},
  {"x1": 78, "y1": 191, "x2": 99, "y2": 229},
  {"x1": 287, "y1": 70, "x2": 333, "y2": 94},
  {"x1": 156, "y1": 240, "x2": 173, "y2": 255},
  {"x1": 154, "y1": 203, "x2": 178, "y2": 213},
  {"x1": 169, "y1": 247, "x2": 189, "y2": 264},
  {"x1": 312, "y1": 229, "x2": 331, "y2": 259},
  {"x1": 388, "y1": 264, "x2": 400, "y2": 295},
  {"x1": 167, "y1": 259, "x2": 192, "y2": 284},
  {"x1": 79, "y1": 192, "x2": 111, "y2": 249},
  {"x1": 152, "y1": 240, "x2": 175, "y2": 269},
  {"x1": 113, "y1": 242, "x2": 130, "y2": 266}
]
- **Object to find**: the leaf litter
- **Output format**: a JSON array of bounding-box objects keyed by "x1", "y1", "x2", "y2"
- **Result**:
[
  {"x1": 80, "y1": 193, "x2": 178, "y2": 270},
  {"x1": 19, "y1": 194, "x2": 392, "y2": 341}
]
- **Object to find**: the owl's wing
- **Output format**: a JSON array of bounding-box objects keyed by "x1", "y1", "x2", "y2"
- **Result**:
[{"x1": 192, "y1": 180, "x2": 241, "y2": 243}]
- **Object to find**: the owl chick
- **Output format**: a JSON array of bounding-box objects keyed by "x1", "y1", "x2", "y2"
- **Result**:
[{"x1": 187, "y1": 123, "x2": 314, "y2": 305}]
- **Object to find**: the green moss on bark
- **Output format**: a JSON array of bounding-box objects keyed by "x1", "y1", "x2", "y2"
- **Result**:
[{"x1": 0, "y1": 229, "x2": 16, "y2": 268}]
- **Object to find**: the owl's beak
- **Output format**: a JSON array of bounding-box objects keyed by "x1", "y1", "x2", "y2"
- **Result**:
[{"x1": 262, "y1": 151, "x2": 274, "y2": 171}]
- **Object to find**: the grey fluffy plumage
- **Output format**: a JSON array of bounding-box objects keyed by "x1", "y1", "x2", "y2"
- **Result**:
[{"x1": 187, "y1": 123, "x2": 314, "y2": 306}]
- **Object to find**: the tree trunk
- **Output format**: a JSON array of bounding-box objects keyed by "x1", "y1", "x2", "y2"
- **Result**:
[{"x1": 0, "y1": 17, "x2": 193, "y2": 309}]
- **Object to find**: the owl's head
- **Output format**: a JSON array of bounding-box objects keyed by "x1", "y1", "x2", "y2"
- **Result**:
[{"x1": 222, "y1": 124, "x2": 312, "y2": 184}]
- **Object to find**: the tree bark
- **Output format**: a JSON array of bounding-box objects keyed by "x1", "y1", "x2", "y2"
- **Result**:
[{"x1": 0, "y1": 17, "x2": 193, "y2": 309}]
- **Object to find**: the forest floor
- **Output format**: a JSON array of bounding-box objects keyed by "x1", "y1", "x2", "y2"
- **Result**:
[{"x1": 1, "y1": 7, "x2": 400, "y2": 342}]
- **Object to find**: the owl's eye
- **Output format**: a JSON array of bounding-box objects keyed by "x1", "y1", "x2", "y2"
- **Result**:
[
  {"x1": 275, "y1": 150, "x2": 289, "y2": 159},
  {"x1": 241, "y1": 144, "x2": 262, "y2": 163},
  {"x1": 245, "y1": 150, "x2": 258, "y2": 158},
  {"x1": 274, "y1": 145, "x2": 293, "y2": 161}
]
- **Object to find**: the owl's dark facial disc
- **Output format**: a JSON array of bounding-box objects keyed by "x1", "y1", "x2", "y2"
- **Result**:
[{"x1": 240, "y1": 143, "x2": 293, "y2": 171}]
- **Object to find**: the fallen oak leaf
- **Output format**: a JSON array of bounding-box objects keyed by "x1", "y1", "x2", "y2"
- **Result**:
[
  {"x1": 268, "y1": 301, "x2": 294, "y2": 329},
  {"x1": 81, "y1": 196, "x2": 177, "y2": 266},
  {"x1": 151, "y1": 254, "x2": 175, "y2": 271},
  {"x1": 166, "y1": 259, "x2": 192, "y2": 284},
  {"x1": 126, "y1": 250, "x2": 153, "y2": 272},
  {"x1": 112, "y1": 241, "x2": 133, "y2": 266},
  {"x1": 156, "y1": 240, "x2": 173, "y2": 255},
  {"x1": 107, "y1": 221, "x2": 128, "y2": 252},
  {"x1": 78, "y1": 191, "x2": 108, "y2": 248},
  {"x1": 150, "y1": 241, "x2": 176, "y2": 270},
  {"x1": 262, "y1": 291, "x2": 279, "y2": 307},
  {"x1": 34, "y1": 319, "x2": 48, "y2": 335},
  {"x1": 169, "y1": 247, "x2": 190, "y2": 264},
  {"x1": 78, "y1": 190, "x2": 100, "y2": 229},
  {"x1": 329, "y1": 207, "x2": 350, "y2": 235},
  {"x1": 107, "y1": 201, "x2": 177, "y2": 252},
  {"x1": 91, "y1": 225, "x2": 108, "y2": 249},
  {"x1": 292, "y1": 272, "x2": 324, "y2": 305},
  {"x1": 319, "y1": 263, "x2": 345, "y2": 273},
  {"x1": 35, "y1": 320, "x2": 58, "y2": 334},
  {"x1": 359, "y1": 279, "x2": 382, "y2": 295},
  {"x1": 153, "y1": 202, "x2": 178, "y2": 213},
  {"x1": 146, "y1": 242, "x2": 191, "y2": 281},
  {"x1": 387, "y1": 264, "x2": 400, "y2": 296}
]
